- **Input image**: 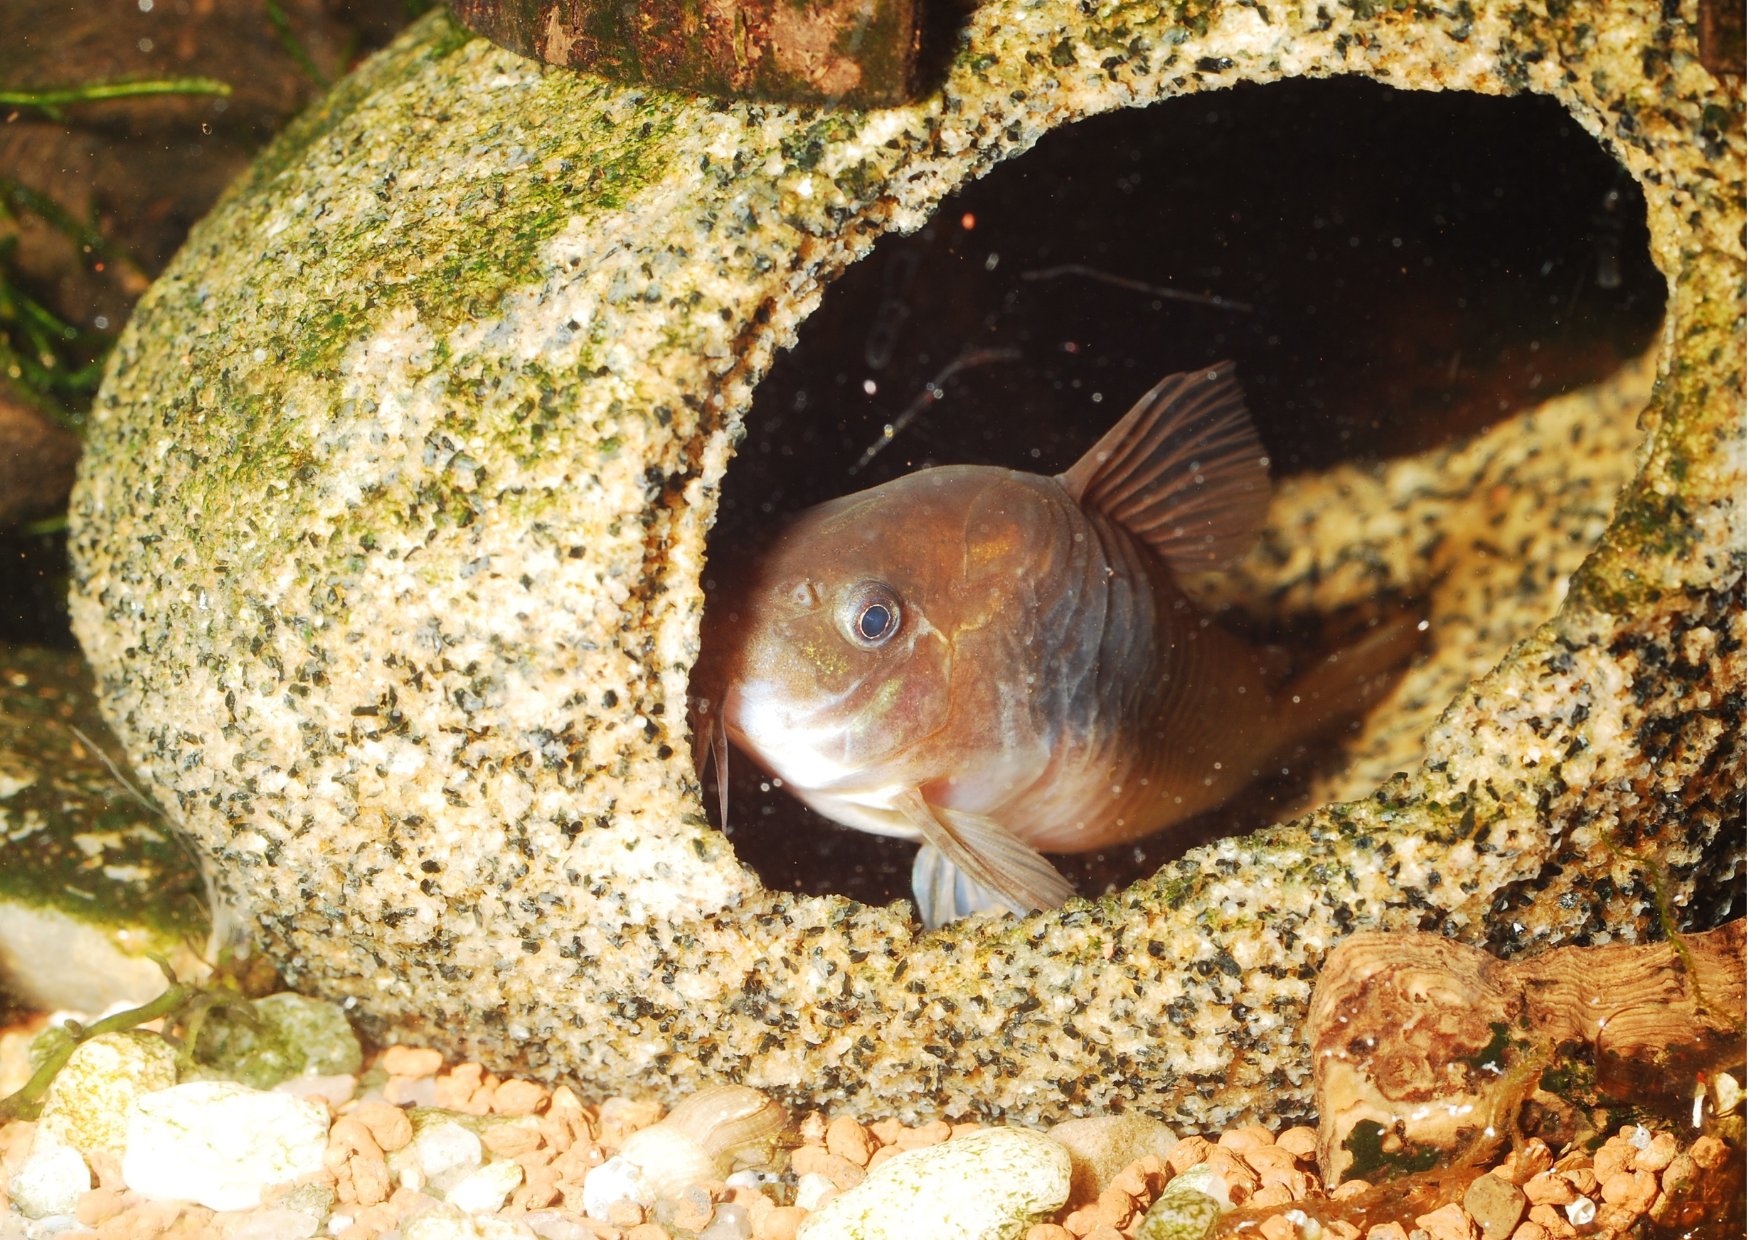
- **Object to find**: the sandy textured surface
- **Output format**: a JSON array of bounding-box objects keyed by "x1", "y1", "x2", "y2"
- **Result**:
[{"x1": 69, "y1": 0, "x2": 1743, "y2": 1131}]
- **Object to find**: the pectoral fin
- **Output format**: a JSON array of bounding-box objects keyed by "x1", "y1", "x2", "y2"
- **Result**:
[
  {"x1": 893, "y1": 789, "x2": 1076, "y2": 927},
  {"x1": 688, "y1": 697, "x2": 731, "y2": 831},
  {"x1": 912, "y1": 843, "x2": 1018, "y2": 930}
]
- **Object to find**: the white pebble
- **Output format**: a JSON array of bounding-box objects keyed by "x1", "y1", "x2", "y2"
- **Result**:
[
  {"x1": 581, "y1": 1155, "x2": 653, "y2": 1220},
  {"x1": 1715, "y1": 1072, "x2": 1743, "y2": 1115},
  {"x1": 699, "y1": 1203, "x2": 751, "y2": 1240},
  {"x1": 123, "y1": 1082, "x2": 328, "y2": 1212},
  {"x1": 444, "y1": 1161, "x2": 523, "y2": 1214},
  {"x1": 1169, "y1": 1163, "x2": 1233, "y2": 1209},
  {"x1": 1628, "y1": 1126, "x2": 1652, "y2": 1150},
  {"x1": 797, "y1": 1127, "x2": 1072, "y2": 1240},
  {"x1": 414, "y1": 1122, "x2": 483, "y2": 1195},
  {"x1": 7, "y1": 1140, "x2": 91, "y2": 1220},
  {"x1": 329, "y1": 1216, "x2": 355, "y2": 1236},
  {"x1": 794, "y1": 1173, "x2": 837, "y2": 1211},
  {"x1": 1565, "y1": 1196, "x2": 1596, "y2": 1226}
]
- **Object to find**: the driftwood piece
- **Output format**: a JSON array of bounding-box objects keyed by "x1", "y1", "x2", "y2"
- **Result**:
[
  {"x1": 1309, "y1": 921, "x2": 1747, "y2": 1186},
  {"x1": 448, "y1": 0, "x2": 921, "y2": 106}
]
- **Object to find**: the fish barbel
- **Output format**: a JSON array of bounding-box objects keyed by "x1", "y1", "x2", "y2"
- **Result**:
[{"x1": 694, "y1": 364, "x2": 1414, "y2": 927}]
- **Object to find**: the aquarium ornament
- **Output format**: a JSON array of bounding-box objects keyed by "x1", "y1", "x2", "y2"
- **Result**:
[{"x1": 447, "y1": 0, "x2": 923, "y2": 107}]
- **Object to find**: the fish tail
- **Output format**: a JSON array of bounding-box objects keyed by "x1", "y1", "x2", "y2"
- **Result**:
[{"x1": 1274, "y1": 611, "x2": 1424, "y2": 742}]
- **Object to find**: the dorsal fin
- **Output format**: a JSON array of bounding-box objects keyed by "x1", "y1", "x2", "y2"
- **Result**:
[{"x1": 1056, "y1": 362, "x2": 1270, "y2": 572}]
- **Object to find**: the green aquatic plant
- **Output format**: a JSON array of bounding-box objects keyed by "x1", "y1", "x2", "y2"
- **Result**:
[
  {"x1": 0, "y1": 77, "x2": 230, "y2": 122},
  {"x1": 0, "y1": 73, "x2": 232, "y2": 431},
  {"x1": 0, "y1": 955, "x2": 278, "y2": 1122},
  {"x1": 0, "y1": 180, "x2": 130, "y2": 431}
]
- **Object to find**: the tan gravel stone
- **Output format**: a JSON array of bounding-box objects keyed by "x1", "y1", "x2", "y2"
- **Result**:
[
  {"x1": 1559, "y1": 1169, "x2": 1598, "y2": 1198},
  {"x1": 1686, "y1": 1135, "x2": 1728, "y2": 1171},
  {"x1": 1274, "y1": 1128, "x2": 1318, "y2": 1161},
  {"x1": 1415, "y1": 1203, "x2": 1479, "y2": 1240},
  {"x1": 1657, "y1": 1150, "x2": 1700, "y2": 1197},
  {"x1": 1599, "y1": 1169, "x2": 1656, "y2": 1214},
  {"x1": 481, "y1": 1124, "x2": 543, "y2": 1158},
  {"x1": 1629, "y1": 1133, "x2": 1677, "y2": 1174},
  {"x1": 824, "y1": 1117, "x2": 875, "y2": 1167},
  {"x1": 756, "y1": 1205, "x2": 806, "y2": 1240},
  {"x1": 379, "y1": 1048, "x2": 444, "y2": 1079},
  {"x1": 76, "y1": 1188, "x2": 128, "y2": 1227},
  {"x1": 1525, "y1": 1205, "x2": 1575, "y2": 1239},
  {"x1": 1591, "y1": 1140, "x2": 1631, "y2": 1184},
  {"x1": 789, "y1": 1146, "x2": 865, "y2": 1192},
  {"x1": 894, "y1": 1120, "x2": 951, "y2": 1151},
  {"x1": 1217, "y1": 1126, "x2": 1275, "y2": 1152},
  {"x1": 492, "y1": 1080, "x2": 551, "y2": 1116},
  {"x1": 352, "y1": 1103, "x2": 413, "y2": 1154},
  {"x1": 607, "y1": 1201, "x2": 644, "y2": 1226},
  {"x1": 1522, "y1": 1172, "x2": 1576, "y2": 1207},
  {"x1": 1464, "y1": 1172, "x2": 1528, "y2": 1240},
  {"x1": 1240, "y1": 1146, "x2": 1297, "y2": 1174},
  {"x1": 1165, "y1": 1137, "x2": 1212, "y2": 1176}
]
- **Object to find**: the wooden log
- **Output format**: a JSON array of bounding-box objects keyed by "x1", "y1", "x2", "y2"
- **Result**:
[
  {"x1": 448, "y1": 0, "x2": 921, "y2": 107},
  {"x1": 1308, "y1": 920, "x2": 1746, "y2": 1186}
]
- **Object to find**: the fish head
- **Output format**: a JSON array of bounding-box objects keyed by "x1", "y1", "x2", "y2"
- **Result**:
[{"x1": 699, "y1": 466, "x2": 1040, "y2": 797}]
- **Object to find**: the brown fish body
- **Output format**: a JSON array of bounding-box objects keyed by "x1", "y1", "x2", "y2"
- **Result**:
[{"x1": 696, "y1": 365, "x2": 1411, "y2": 925}]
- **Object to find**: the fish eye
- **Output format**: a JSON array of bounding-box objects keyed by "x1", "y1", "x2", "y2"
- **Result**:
[{"x1": 843, "y1": 583, "x2": 901, "y2": 648}]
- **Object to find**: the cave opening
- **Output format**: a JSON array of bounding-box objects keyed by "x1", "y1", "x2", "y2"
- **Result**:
[{"x1": 697, "y1": 75, "x2": 1665, "y2": 912}]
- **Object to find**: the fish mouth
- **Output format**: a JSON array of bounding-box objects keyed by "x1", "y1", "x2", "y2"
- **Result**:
[{"x1": 723, "y1": 672, "x2": 953, "y2": 799}]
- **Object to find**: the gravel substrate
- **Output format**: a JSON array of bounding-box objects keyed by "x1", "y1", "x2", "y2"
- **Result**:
[{"x1": 3, "y1": 1040, "x2": 1739, "y2": 1240}]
